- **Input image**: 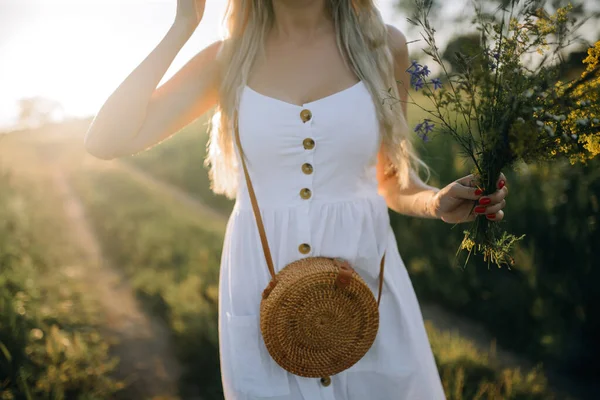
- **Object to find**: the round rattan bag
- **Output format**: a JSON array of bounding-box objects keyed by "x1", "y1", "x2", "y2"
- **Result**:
[
  {"x1": 234, "y1": 114, "x2": 386, "y2": 378},
  {"x1": 260, "y1": 256, "x2": 384, "y2": 378}
]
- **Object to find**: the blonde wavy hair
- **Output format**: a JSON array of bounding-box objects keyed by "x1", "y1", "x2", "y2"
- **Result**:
[{"x1": 205, "y1": 0, "x2": 429, "y2": 199}]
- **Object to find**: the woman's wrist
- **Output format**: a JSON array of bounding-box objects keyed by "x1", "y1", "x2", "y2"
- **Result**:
[
  {"x1": 424, "y1": 189, "x2": 441, "y2": 219},
  {"x1": 170, "y1": 19, "x2": 197, "y2": 42}
]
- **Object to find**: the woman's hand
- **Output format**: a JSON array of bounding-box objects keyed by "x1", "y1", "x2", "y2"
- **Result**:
[
  {"x1": 429, "y1": 173, "x2": 509, "y2": 224},
  {"x1": 175, "y1": 0, "x2": 206, "y2": 31}
]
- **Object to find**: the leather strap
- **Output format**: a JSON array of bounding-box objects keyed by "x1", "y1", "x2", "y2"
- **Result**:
[{"x1": 233, "y1": 110, "x2": 386, "y2": 305}]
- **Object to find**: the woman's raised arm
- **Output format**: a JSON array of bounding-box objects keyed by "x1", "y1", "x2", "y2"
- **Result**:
[{"x1": 84, "y1": 0, "x2": 222, "y2": 160}]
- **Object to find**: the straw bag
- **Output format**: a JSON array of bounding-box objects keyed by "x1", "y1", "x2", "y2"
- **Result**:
[{"x1": 233, "y1": 113, "x2": 386, "y2": 381}]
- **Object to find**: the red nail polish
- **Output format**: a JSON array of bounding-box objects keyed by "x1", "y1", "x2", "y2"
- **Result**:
[
  {"x1": 474, "y1": 188, "x2": 483, "y2": 196},
  {"x1": 474, "y1": 206, "x2": 486, "y2": 213},
  {"x1": 479, "y1": 197, "x2": 491, "y2": 205},
  {"x1": 498, "y1": 180, "x2": 506, "y2": 189},
  {"x1": 486, "y1": 214, "x2": 496, "y2": 219}
]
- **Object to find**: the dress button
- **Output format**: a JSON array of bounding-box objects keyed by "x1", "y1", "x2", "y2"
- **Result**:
[
  {"x1": 301, "y1": 163, "x2": 313, "y2": 175},
  {"x1": 300, "y1": 188, "x2": 312, "y2": 199},
  {"x1": 299, "y1": 243, "x2": 311, "y2": 254},
  {"x1": 303, "y1": 138, "x2": 315, "y2": 150},
  {"x1": 320, "y1": 376, "x2": 331, "y2": 387},
  {"x1": 300, "y1": 109, "x2": 312, "y2": 123}
]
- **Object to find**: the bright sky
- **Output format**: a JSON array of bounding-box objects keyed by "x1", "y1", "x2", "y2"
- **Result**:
[
  {"x1": 0, "y1": 0, "x2": 596, "y2": 129},
  {"x1": 0, "y1": 0, "x2": 425, "y2": 129}
]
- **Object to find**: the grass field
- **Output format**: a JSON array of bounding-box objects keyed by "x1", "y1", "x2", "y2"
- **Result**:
[{"x1": 0, "y1": 131, "x2": 124, "y2": 399}]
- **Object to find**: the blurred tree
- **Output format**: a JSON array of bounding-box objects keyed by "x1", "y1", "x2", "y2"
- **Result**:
[
  {"x1": 559, "y1": 48, "x2": 589, "y2": 78},
  {"x1": 441, "y1": 35, "x2": 594, "y2": 75},
  {"x1": 17, "y1": 96, "x2": 64, "y2": 129},
  {"x1": 397, "y1": 0, "x2": 598, "y2": 79},
  {"x1": 442, "y1": 33, "x2": 485, "y2": 71},
  {"x1": 395, "y1": 0, "x2": 591, "y2": 23}
]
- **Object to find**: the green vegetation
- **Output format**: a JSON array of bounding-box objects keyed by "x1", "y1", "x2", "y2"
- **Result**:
[
  {"x1": 394, "y1": 133, "x2": 600, "y2": 381},
  {"x1": 71, "y1": 165, "x2": 225, "y2": 399},
  {"x1": 427, "y1": 322, "x2": 553, "y2": 400},
  {"x1": 0, "y1": 168, "x2": 123, "y2": 399},
  {"x1": 126, "y1": 115, "x2": 235, "y2": 216}
]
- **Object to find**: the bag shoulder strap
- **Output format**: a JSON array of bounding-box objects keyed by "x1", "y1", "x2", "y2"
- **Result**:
[{"x1": 233, "y1": 111, "x2": 386, "y2": 306}]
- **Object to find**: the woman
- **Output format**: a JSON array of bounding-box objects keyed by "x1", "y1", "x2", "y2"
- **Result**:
[{"x1": 84, "y1": 0, "x2": 509, "y2": 399}]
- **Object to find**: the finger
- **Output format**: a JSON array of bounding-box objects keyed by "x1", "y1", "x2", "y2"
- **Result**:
[
  {"x1": 456, "y1": 174, "x2": 481, "y2": 188},
  {"x1": 496, "y1": 172, "x2": 507, "y2": 190},
  {"x1": 476, "y1": 199, "x2": 506, "y2": 215},
  {"x1": 485, "y1": 209, "x2": 504, "y2": 222},
  {"x1": 478, "y1": 185, "x2": 508, "y2": 205},
  {"x1": 448, "y1": 181, "x2": 484, "y2": 200}
]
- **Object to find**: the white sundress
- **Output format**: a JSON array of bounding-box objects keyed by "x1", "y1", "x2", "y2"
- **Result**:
[{"x1": 218, "y1": 80, "x2": 446, "y2": 400}]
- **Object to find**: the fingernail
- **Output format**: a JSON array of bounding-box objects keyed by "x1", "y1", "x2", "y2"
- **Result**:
[
  {"x1": 474, "y1": 188, "x2": 483, "y2": 196},
  {"x1": 498, "y1": 180, "x2": 506, "y2": 189},
  {"x1": 486, "y1": 213, "x2": 496, "y2": 219},
  {"x1": 474, "y1": 206, "x2": 486, "y2": 214},
  {"x1": 479, "y1": 197, "x2": 491, "y2": 205}
]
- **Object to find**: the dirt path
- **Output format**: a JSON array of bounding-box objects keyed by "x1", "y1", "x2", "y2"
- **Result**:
[{"x1": 52, "y1": 167, "x2": 183, "y2": 400}]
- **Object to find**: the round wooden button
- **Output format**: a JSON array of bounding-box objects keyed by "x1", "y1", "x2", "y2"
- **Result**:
[
  {"x1": 301, "y1": 163, "x2": 313, "y2": 174},
  {"x1": 303, "y1": 138, "x2": 315, "y2": 150},
  {"x1": 300, "y1": 109, "x2": 312, "y2": 122},
  {"x1": 298, "y1": 243, "x2": 311, "y2": 254},
  {"x1": 300, "y1": 188, "x2": 312, "y2": 199},
  {"x1": 320, "y1": 376, "x2": 331, "y2": 387}
]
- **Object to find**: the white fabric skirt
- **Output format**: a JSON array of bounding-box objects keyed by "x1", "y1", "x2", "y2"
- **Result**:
[{"x1": 217, "y1": 195, "x2": 446, "y2": 400}]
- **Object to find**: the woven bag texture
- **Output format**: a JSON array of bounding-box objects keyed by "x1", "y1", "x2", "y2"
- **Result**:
[{"x1": 260, "y1": 257, "x2": 379, "y2": 378}]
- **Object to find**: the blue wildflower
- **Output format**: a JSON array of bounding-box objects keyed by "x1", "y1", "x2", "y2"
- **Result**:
[
  {"x1": 424, "y1": 119, "x2": 435, "y2": 134},
  {"x1": 410, "y1": 70, "x2": 421, "y2": 86},
  {"x1": 420, "y1": 65, "x2": 431, "y2": 77},
  {"x1": 408, "y1": 60, "x2": 422, "y2": 72},
  {"x1": 414, "y1": 78, "x2": 424, "y2": 91},
  {"x1": 431, "y1": 78, "x2": 442, "y2": 90},
  {"x1": 414, "y1": 119, "x2": 434, "y2": 142}
]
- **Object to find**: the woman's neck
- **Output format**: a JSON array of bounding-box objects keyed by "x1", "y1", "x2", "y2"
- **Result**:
[{"x1": 270, "y1": 0, "x2": 333, "y2": 42}]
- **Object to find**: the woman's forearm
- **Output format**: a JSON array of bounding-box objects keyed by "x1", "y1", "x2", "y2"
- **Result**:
[
  {"x1": 84, "y1": 21, "x2": 195, "y2": 159},
  {"x1": 388, "y1": 186, "x2": 440, "y2": 219},
  {"x1": 384, "y1": 170, "x2": 440, "y2": 219}
]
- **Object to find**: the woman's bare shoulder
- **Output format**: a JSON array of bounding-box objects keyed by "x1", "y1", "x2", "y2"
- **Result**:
[
  {"x1": 188, "y1": 39, "x2": 226, "y2": 76},
  {"x1": 385, "y1": 24, "x2": 409, "y2": 61}
]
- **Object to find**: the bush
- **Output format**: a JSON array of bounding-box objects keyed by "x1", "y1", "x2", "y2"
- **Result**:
[
  {"x1": 0, "y1": 169, "x2": 123, "y2": 399},
  {"x1": 392, "y1": 132, "x2": 600, "y2": 380},
  {"x1": 427, "y1": 322, "x2": 554, "y2": 400}
]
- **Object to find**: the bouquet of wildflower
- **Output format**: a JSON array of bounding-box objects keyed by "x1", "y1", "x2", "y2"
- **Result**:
[{"x1": 398, "y1": 0, "x2": 600, "y2": 268}]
